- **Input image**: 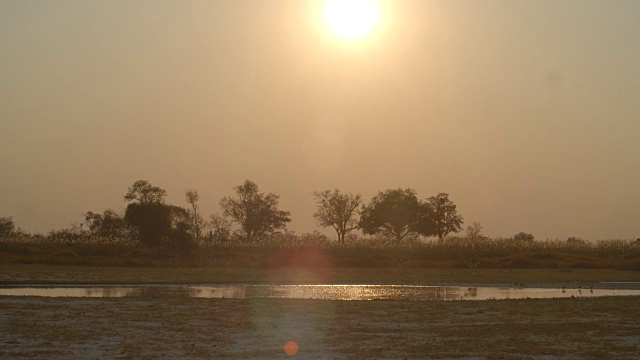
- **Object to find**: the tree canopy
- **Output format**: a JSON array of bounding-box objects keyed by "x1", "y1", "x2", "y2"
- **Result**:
[
  {"x1": 426, "y1": 193, "x2": 464, "y2": 241},
  {"x1": 220, "y1": 180, "x2": 291, "y2": 241},
  {"x1": 84, "y1": 209, "x2": 130, "y2": 239},
  {"x1": 124, "y1": 180, "x2": 167, "y2": 204},
  {"x1": 514, "y1": 232, "x2": 535, "y2": 242},
  {"x1": 185, "y1": 189, "x2": 204, "y2": 240},
  {"x1": 312, "y1": 189, "x2": 362, "y2": 244},
  {"x1": 0, "y1": 217, "x2": 15, "y2": 235},
  {"x1": 120, "y1": 180, "x2": 194, "y2": 250},
  {"x1": 359, "y1": 188, "x2": 433, "y2": 243},
  {"x1": 124, "y1": 202, "x2": 173, "y2": 247}
]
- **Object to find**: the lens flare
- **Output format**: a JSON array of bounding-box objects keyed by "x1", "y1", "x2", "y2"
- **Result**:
[{"x1": 284, "y1": 340, "x2": 299, "y2": 356}]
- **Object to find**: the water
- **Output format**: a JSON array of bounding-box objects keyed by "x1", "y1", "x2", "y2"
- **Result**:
[{"x1": 1, "y1": 284, "x2": 639, "y2": 300}]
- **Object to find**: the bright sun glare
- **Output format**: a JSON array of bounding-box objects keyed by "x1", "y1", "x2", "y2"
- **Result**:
[{"x1": 323, "y1": 0, "x2": 380, "y2": 40}]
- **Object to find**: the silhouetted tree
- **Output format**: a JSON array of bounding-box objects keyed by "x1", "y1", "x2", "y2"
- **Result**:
[
  {"x1": 124, "y1": 202, "x2": 195, "y2": 249},
  {"x1": 185, "y1": 189, "x2": 204, "y2": 240},
  {"x1": 122, "y1": 180, "x2": 195, "y2": 249},
  {"x1": 124, "y1": 180, "x2": 167, "y2": 204},
  {"x1": 513, "y1": 232, "x2": 534, "y2": 242},
  {"x1": 220, "y1": 180, "x2": 291, "y2": 241},
  {"x1": 359, "y1": 188, "x2": 432, "y2": 244},
  {"x1": 84, "y1": 209, "x2": 130, "y2": 239},
  {"x1": 207, "y1": 213, "x2": 232, "y2": 244},
  {"x1": 426, "y1": 193, "x2": 464, "y2": 242},
  {"x1": 0, "y1": 217, "x2": 15, "y2": 236},
  {"x1": 312, "y1": 189, "x2": 362, "y2": 244},
  {"x1": 566, "y1": 236, "x2": 586, "y2": 245},
  {"x1": 124, "y1": 202, "x2": 172, "y2": 247},
  {"x1": 465, "y1": 221, "x2": 484, "y2": 240},
  {"x1": 166, "y1": 205, "x2": 197, "y2": 254}
]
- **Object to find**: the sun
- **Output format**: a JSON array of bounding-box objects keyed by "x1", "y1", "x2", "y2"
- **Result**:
[{"x1": 323, "y1": 0, "x2": 380, "y2": 40}]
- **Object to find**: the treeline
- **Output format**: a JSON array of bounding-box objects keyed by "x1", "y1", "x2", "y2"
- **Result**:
[
  {"x1": 2, "y1": 180, "x2": 640, "y2": 269},
  {"x1": 0, "y1": 179, "x2": 468, "y2": 251}
]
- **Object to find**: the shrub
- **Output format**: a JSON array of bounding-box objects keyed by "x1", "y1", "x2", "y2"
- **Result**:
[{"x1": 513, "y1": 232, "x2": 535, "y2": 242}]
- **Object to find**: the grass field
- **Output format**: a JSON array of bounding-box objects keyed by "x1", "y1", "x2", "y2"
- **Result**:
[
  {"x1": 1, "y1": 295, "x2": 639, "y2": 359},
  {"x1": 2, "y1": 234, "x2": 640, "y2": 271}
]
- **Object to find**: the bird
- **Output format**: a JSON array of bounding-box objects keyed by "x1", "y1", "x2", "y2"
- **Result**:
[{"x1": 561, "y1": 286, "x2": 566, "y2": 293}]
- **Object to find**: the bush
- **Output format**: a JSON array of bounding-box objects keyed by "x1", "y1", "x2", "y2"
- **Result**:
[
  {"x1": 513, "y1": 232, "x2": 535, "y2": 242},
  {"x1": 2, "y1": 230, "x2": 640, "y2": 269}
]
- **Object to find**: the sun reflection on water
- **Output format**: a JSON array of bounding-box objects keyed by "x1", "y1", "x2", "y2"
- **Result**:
[{"x1": 1, "y1": 284, "x2": 639, "y2": 300}]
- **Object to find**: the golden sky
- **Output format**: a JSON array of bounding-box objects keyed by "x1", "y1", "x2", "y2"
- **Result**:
[{"x1": 1, "y1": 0, "x2": 639, "y2": 239}]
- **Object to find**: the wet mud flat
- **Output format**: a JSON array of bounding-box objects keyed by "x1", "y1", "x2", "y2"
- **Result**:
[{"x1": 1, "y1": 296, "x2": 639, "y2": 359}]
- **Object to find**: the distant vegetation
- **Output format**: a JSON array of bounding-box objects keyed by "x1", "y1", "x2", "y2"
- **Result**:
[{"x1": 1, "y1": 179, "x2": 639, "y2": 269}]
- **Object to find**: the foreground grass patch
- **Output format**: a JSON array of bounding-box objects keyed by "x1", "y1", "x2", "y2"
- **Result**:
[
  {"x1": 1, "y1": 263, "x2": 639, "y2": 286},
  {"x1": 0, "y1": 296, "x2": 638, "y2": 359}
]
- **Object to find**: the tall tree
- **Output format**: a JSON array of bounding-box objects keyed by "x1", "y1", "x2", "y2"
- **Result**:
[
  {"x1": 124, "y1": 180, "x2": 167, "y2": 204},
  {"x1": 220, "y1": 180, "x2": 291, "y2": 241},
  {"x1": 122, "y1": 180, "x2": 192, "y2": 248},
  {"x1": 84, "y1": 209, "x2": 130, "y2": 239},
  {"x1": 359, "y1": 188, "x2": 432, "y2": 243},
  {"x1": 124, "y1": 202, "x2": 172, "y2": 247},
  {"x1": 312, "y1": 189, "x2": 362, "y2": 244},
  {"x1": 426, "y1": 193, "x2": 464, "y2": 242},
  {"x1": 185, "y1": 189, "x2": 204, "y2": 240},
  {"x1": 165, "y1": 204, "x2": 197, "y2": 253},
  {"x1": 124, "y1": 202, "x2": 194, "y2": 249}
]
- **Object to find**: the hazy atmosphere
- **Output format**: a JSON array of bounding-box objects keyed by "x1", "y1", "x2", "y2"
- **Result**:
[{"x1": 1, "y1": 0, "x2": 638, "y2": 240}]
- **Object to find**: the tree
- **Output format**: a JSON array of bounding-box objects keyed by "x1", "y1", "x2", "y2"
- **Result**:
[
  {"x1": 122, "y1": 180, "x2": 195, "y2": 249},
  {"x1": 124, "y1": 202, "x2": 173, "y2": 247},
  {"x1": 0, "y1": 217, "x2": 15, "y2": 236},
  {"x1": 465, "y1": 221, "x2": 484, "y2": 240},
  {"x1": 312, "y1": 189, "x2": 362, "y2": 244},
  {"x1": 207, "y1": 213, "x2": 233, "y2": 243},
  {"x1": 124, "y1": 202, "x2": 195, "y2": 249},
  {"x1": 185, "y1": 190, "x2": 205, "y2": 240},
  {"x1": 220, "y1": 180, "x2": 291, "y2": 241},
  {"x1": 359, "y1": 188, "x2": 432, "y2": 244},
  {"x1": 165, "y1": 205, "x2": 197, "y2": 254},
  {"x1": 566, "y1": 236, "x2": 586, "y2": 245},
  {"x1": 84, "y1": 209, "x2": 130, "y2": 239},
  {"x1": 514, "y1": 232, "x2": 534, "y2": 242},
  {"x1": 426, "y1": 193, "x2": 464, "y2": 242},
  {"x1": 124, "y1": 180, "x2": 167, "y2": 204}
]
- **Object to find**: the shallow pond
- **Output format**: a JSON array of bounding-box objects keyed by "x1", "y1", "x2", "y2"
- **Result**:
[{"x1": 1, "y1": 284, "x2": 640, "y2": 300}]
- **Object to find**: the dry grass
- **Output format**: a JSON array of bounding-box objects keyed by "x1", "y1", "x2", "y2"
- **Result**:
[
  {"x1": 1, "y1": 263, "x2": 639, "y2": 286},
  {"x1": 1, "y1": 296, "x2": 639, "y2": 359},
  {"x1": 2, "y1": 233, "x2": 640, "y2": 270}
]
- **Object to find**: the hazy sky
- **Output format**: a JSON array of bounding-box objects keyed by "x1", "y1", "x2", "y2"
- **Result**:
[{"x1": 1, "y1": 0, "x2": 639, "y2": 240}]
